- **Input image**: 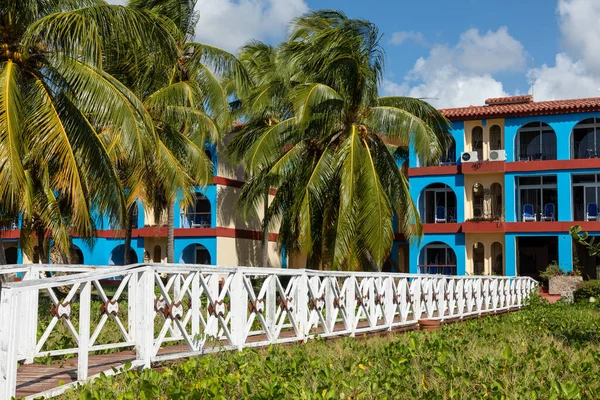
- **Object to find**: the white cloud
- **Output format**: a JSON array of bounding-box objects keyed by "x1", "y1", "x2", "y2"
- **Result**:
[
  {"x1": 558, "y1": 0, "x2": 600, "y2": 72},
  {"x1": 531, "y1": 53, "x2": 600, "y2": 101},
  {"x1": 383, "y1": 27, "x2": 522, "y2": 108},
  {"x1": 529, "y1": 0, "x2": 600, "y2": 101},
  {"x1": 388, "y1": 31, "x2": 425, "y2": 46},
  {"x1": 193, "y1": 0, "x2": 308, "y2": 53},
  {"x1": 455, "y1": 27, "x2": 526, "y2": 74}
]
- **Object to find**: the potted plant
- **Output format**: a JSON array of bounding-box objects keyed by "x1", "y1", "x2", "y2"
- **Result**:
[{"x1": 540, "y1": 261, "x2": 582, "y2": 296}]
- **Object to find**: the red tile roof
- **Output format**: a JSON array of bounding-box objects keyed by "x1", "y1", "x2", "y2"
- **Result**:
[{"x1": 440, "y1": 96, "x2": 600, "y2": 121}]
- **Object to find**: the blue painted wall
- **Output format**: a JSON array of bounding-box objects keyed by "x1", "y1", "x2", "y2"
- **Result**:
[
  {"x1": 409, "y1": 233, "x2": 466, "y2": 275},
  {"x1": 174, "y1": 237, "x2": 217, "y2": 265}
]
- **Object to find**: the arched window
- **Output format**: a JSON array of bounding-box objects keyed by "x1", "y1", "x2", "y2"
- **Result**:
[
  {"x1": 490, "y1": 182, "x2": 503, "y2": 219},
  {"x1": 205, "y1": 149, "x2": 213, "y2": 162},
  {"x1": 490, "y1": 125, "x2": 502, "y2": 151},
  {"x1": 472, "y1": 183, "x2": 484, "y2": 218},
  {"x1": 109, "y1": 245, "x2": 138, "y2": 266},
  {"x1": 153, "y1": 245, "x2": 162, "y2": 263},
  {"x1": 491, "y1": 242, "x2": 503, "y2": 275},
  {"x1": 70, "y1": 245, "x2": 84, "y2": 264},
  {"x1": 472, "y1": 126, "x2": 483, "y2": 160},
  {"x1": 572, "y1": 118, "x2": 600, "y2": 159},
  {"x1": 180, "y1": 244, "x2": 211, "y2": 264},
  {"x1": 425, "y1": 136, "x2": 456, "y2": 166},
  {"x1": 183, "y1": 192, "x2": 212, "y2": 228},
  {"x1": 418, "y1": 242, "x2": 457, "y2": 275},
  {"x1": 516, "y1": 122, "x2": 557, "y2": 161},
  {"x1": 419, "y1": 183, "x2": 457, "y2": 223},
  {"x1": 473, "y1": 242, "x2": 485, "y2": 275}
]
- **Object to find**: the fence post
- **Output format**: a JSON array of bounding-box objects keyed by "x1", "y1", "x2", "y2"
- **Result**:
[
  {"x1": 0, "y1": 287, "x2": 18, "y2": 399},
  {"x1": 325, "y1": 276, "x2": 335, "y2": 333},
  {"x1": 18, "y1": 266, "x2": 39, "y2": 364},
  {"x1": 384, "y1": 277, "x2": 394, "y2": 329},
  {"x1": 296, "y1": 272, "x2": 308, "y2": 340},
  {"x1": 266, "y1": 274, "x2": 277, "y2": 343},
  {"x1": 134, "y1": 267, "x2": 154, "y2": 368},
  {"x1": 345, "y1": 276, "x2": 356, "y2": 335},
  {"x1": 191, "y1": 272, "x2": 200, "y2": 344},
  {"x1": 230, "y1": 270, "x2": 247, "y2": 351},
  {"x1": 206, "y1": 273, "x2": 219, "y2": 338},
  {"x1": 78, "y1": 281, "x2": 91, "y2": 381}
]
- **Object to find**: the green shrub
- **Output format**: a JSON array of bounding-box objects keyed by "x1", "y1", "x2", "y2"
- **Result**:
[
  {"x1": 540, "y1": 261, "x2": 580, "y2": 281},
  {"x1": 574, "y1": 280, "x2": 600, "y2": 303},
  {"x1": 56, "y1": 301, "x2": 600, "y2": 400}
]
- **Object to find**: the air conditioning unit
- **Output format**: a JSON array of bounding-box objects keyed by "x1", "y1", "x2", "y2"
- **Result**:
[
  {"x1": 461, "y1": 151, "x2": 479, "y2": 163},
  {"x1": 489, "y1": 149, "x2": 506, "y2": 161}
]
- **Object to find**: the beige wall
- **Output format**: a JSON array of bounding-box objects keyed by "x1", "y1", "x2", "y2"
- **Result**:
[
  {"x1": 144, "y1": 237, "x2": 168, "y2": 263},
  {"x1": 465, "y1": 233, "x2": 505, "y2": 275},
  {"x1": 464, "y1": 173, "x2": 504, "y2": 219},
  {"x1": 288, "y1": 251, "x2": 308, "y2": 269},
  {"x1": 216, "y1": 237, "x2": 282, "y2": 268},
  {"x1": 216, "y1": 136, "x2": 246, "y2": 181},
  {"x1": 464, "y1": 119, "x2": 505, "y2": 161}
]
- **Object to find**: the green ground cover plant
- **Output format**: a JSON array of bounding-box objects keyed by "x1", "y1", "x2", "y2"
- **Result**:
[{"x1": 54, "y1": 296, "x2": 600, "y2": 400}]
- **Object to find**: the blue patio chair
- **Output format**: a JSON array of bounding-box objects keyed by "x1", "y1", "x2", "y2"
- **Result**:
[
  {"x1": 586, "y1": 203, "x2": 598, "y2": 221},
  {"x1": 540, "y1": 203, "x2": 555, "y2": 222},
  {"x1": 435, "y1": 206, "x2": 447, "y2": 223},
  {"x1": 522, "y1": 204, "x2": 536, "y2": 222}
]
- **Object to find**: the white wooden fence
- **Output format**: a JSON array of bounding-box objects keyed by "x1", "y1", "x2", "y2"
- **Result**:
[{"x1": 0, "y1": 264, "x2": 538, "y2": 399}]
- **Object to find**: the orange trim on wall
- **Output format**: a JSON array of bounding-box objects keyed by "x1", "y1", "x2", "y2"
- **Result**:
[
  {"x1": 422, "y1": 223, "x2": 462, "y2": 233},
  {"x1": 504, "y1": 158, "x2": 600, "y2": 173},
  {"x1": 408, "y1": 165, "x2": 459, "y2": 177},
  {"x1": 460, "y1": 161, "x2": 505, "y2": 174},
  {"x1": 96, "y1": 226, "x2": 279, "y2": 242},
  {"x1": 0, "y1": 229, "x2": 20, "y2": 239}
]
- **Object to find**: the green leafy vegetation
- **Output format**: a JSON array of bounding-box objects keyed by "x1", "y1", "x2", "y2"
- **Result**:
[
  {"x1": 56, "y1": 298, "x2": 600, "y2": 399},
  {"x1": 574, "y1": 280, "x2": 600, "y2": 303}
]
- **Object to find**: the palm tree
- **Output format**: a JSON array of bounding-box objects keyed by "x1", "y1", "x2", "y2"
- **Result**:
[
  {"x1": 226, "y1": 41, "x2": 294, "y2": 268},
  {"x1": 108, "y1": 0, "x2": 248, "y2": 263},
  {"x1": 0, "y1": 0, "x2": 179, "y2": 263},
  {"x1": 230, "y1": 11, "x2": 451, "y2": 270}
]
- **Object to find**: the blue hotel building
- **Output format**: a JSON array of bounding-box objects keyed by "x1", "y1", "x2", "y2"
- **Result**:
[
  {"x1": 401, "y1": 95, "x2": 600, "y2": 280},
  {"x1": 3, "y1": 95, "x2": 600, "y2": 279}
]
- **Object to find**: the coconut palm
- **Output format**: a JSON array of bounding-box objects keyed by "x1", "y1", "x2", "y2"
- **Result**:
[
  {"x1": 230, "y1": 11, "x2": 452, "y2": 270},
  {"x1": 226, "y1": 41, "x2": 294, "y2": 267},
  {"x1": 0, "y1": 0, "x2": 179, "y2": 263},
  {"x1": 107, "y1": 0, "x2": 248, "y2": 263}
]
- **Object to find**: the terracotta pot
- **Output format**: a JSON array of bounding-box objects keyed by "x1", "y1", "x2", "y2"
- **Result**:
[{"x1": 418, "y1": 319, "x2": 441, "y2": 332}]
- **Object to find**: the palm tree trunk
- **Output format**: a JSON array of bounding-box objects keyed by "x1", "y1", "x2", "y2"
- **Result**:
[
  {"x1": 167, "y1": 201, "x2": 175, "y2": 263},
  {"x1": 0, "y1": 233, "x2": 6, "y2": 265},
  {"x1": 36, "y1": 227, "x2": 47, "y2": 264},
  {"x1": 123, "y1": 204, "x2": 135, "y2": 265},
  {"x1": 262, "y1": 191, "x2": 269, "y2": 268}
]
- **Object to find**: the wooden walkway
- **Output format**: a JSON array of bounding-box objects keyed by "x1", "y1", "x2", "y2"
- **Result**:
[{"x1": 14, "y1": 311, "x2": 516, "y2": 399}]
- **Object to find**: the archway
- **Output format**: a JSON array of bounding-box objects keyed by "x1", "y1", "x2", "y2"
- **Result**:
[
  {"x1": 491, "y1": 242, "x2": 503, "y2": 275},
  {"x1": 70, "y1": 245, "x2": 84, "y2": 264},
  {"x1": 490, "y1": 182, "x2": 503, "y2": 219},
  {"x1": 472, "y1": 183, "x2": 484, "y2": 218},
  {"x1": 473, "y1": 242, "x2": 484, "y2": 274},
  {"x1": 180, "y1": 244, "x2": 211, "y2": 265},
  {"x1": 516, "y1": 121, "x2": 556, "y2": 161},
  {"x1": 183, "y1": 192, "x2": 212, "y2": 228},
  {"x1": 5, "y1": 247, "x2": 17, "y2": 264},
  {"x1": 418, "y1": 242, "x2": 457, "y2": 275},
  {"x1": 572, "y1": 118, "x2": 600, "y2": 159},
  {"x1": 109, "y1": 245, "x2": 138, "y2": 266},
  {"x1": 490, "y1": 125, "x2": 502, "y2": 151},
  {"x1": 419, "y1": 183, "x2": 457, "y2": 223},
  {"x1": 153, "y1": 245, "x2": 162, "y2": 263}
]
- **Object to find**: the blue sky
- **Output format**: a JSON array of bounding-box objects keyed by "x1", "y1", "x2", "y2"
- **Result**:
[{"x1": 111, "y1": 0, "x2": 600, "y2": 108}]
